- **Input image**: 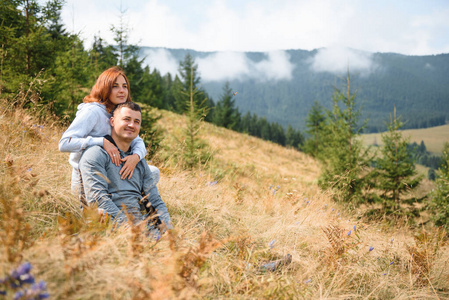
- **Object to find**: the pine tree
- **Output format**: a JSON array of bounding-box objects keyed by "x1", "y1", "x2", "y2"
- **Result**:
[
  {"x1": 89, "y1": 36, "x2": 118, "y2": 81},
  {"x1": 181, "y1": 67, "x2": 210, "y2": 169},
  {"x1": 430, "y1": 142, "x2": 449, "y2": 229},
  {"x1": 374, "y1": 108, "x2": 422, "y2": 210},
  {"x1": 173, "y1": 54, "x2": 211, "y2": 117},
  {"x1": 318, "y1": 74, "x2": 371, "y2": 203},
  {"x1": 213, "y1": 82, "x2": 240, "y2": 130},
  {"x1": 286, "y1": 125, "x2": 304, "y2": 150},
  {"x1": 303, "y1": 101, "x2": 326, "y2": 157}
]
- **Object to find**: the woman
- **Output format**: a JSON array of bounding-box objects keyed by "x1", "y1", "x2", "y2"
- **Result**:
[{"x1": 59, "y1": 66, "x2": 159, "y2": 202}]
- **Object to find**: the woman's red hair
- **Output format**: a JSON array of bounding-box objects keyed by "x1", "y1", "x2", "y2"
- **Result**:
[{"x1": 83, "y1": 66, "x2": 132, "y2": 112}]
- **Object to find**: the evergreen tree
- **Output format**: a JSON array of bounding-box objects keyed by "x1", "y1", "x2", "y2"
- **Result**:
[
  {"x1": 286, "y1": 125, "x2": 304, "y2": 150},
  {"x1": 89, "y1": 36, "x2": 118, "y2": 82},
  {"x1": 430, "y1": 142, "x2": 449, "y2": 229},
  {"x1": 161, "y1": 73, "x2": 176, "y2": 110},
  {"x1": 213, "y1": 82, "x2": 240, "y2": 130},
  {"x1": 138, "y1": 67, "x2": 164, "y2": 109},
  {"x1": 374, "y1": 108, "x2": 422, "y2": 210},
  {"x1": 318, "y1": 75, "x2": 372, "y2": 203},
  {"x1": 303, "y1": 101, "x2": 326, "y2": 157},
  {"x1": 270, "y1": 122, "x2": 286, "y2": 146},
  {"x1": 0, "y1": 0, "x2": 89, "y2": 115},
  {"x1": 239, "y1": 112, "x2": 251, "y2": 134},
  {"x1": 173, "y1": 54, "x2": 212, "y2": 118},
  {"x1": 51, "y1": 36, "x2": 90, "y2": 116},
  {"x1": 181, "y1": 67, "x2": 210, "y2": 169}
]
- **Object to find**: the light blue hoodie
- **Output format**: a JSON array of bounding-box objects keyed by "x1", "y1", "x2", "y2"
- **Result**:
[{"x1": 59, "y1": 102, "x2": 147, "y2": 170}]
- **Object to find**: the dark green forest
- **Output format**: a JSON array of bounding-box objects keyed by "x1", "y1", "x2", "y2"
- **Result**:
[{"x1": 143, "y1": 47, "x2": 449, "y2": 133}]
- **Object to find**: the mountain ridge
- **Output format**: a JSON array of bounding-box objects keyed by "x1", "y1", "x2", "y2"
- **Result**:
[{"x1": 140, "y1": 46, "x2": 449, "y2": 132}]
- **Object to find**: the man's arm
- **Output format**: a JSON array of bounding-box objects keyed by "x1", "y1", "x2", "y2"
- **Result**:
[
  {"x1": 142, "y1": 163, "x2": 171, "y2": 230},
  {"x1": 79, "y1": 146, "x2": 128, "y2": 224}
]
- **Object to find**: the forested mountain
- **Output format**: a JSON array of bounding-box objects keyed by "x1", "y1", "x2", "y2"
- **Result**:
[{"x1": 140, "y1": 47, "x2": 449, "y2": 133}]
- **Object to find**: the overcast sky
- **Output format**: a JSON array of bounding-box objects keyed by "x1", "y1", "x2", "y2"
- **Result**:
[
  {"x1": 60, "y1": 0, "x2": 449, "y2": 81},
  {"x1": 61, "y1": 0, "x2": 449, "y2": 55}
]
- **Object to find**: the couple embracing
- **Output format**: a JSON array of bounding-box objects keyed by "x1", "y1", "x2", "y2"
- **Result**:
[{"x1": 59, "y1": 67, "x2": 171, "y2": 237}]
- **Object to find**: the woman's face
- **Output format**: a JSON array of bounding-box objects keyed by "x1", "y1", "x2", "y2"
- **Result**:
[{"x1": 109, "y1": 75, "x2": 128, "y2": 105}]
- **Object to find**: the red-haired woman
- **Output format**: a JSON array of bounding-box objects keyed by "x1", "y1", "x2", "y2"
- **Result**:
[{"x1": 59, "y1": 66, "x2": 159, "y2": 199}]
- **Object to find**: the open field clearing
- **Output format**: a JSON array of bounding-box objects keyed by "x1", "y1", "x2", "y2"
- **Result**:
[{"x1": 362, "y1": 124, "x2": 449, "y2": 154}]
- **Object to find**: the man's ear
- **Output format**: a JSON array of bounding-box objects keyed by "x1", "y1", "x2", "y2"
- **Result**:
[{"x1": 110, "y1": 116, "x2": 115, "y2": 127}]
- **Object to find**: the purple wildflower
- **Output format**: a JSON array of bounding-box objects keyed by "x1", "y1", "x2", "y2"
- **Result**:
[
  {"x1": 353, "y1": 225, "x2": 356, "y2": 231},
  {"x1": 31, "y1": 281, "x2": 46, "y2": 291},
  {"x1": 269, "y1": 239, "x2": 276, "y2": 249},
  {"x1": 347, "y1": 230, "x2": 352, "y2": 236},
  {"x1": 304, "y1": 279, "x2": 311, "y2": 284},
  {"x1": 20, "y1": 274, "x2": 34, "y2": 285},
  {"x1": 369, "y1": 246, "x2": 374, "y2": 252},
  {"x1": 389, "y1": 261, "x2": 394, "y2": 265},
  {"x1": 14, "y1": 290, "x2": 25, "y2": 300}
]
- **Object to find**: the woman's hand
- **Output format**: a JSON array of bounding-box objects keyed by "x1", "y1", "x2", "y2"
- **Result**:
[
  {"x1": 119, "y1": 154, "x2": 140, "y2": 180},
  {"x1": 103, "y1": 138, "x2": 121, "y2": 166}
]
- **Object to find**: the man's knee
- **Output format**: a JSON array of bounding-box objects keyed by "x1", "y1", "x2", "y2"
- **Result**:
[{"x1": 148, "y1": 165, "x2": 160, "y2": 185}]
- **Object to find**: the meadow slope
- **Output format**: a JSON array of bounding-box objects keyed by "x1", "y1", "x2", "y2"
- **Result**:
[{"x1": 0, "y1": 101, "x2": 448, "y2": 299}]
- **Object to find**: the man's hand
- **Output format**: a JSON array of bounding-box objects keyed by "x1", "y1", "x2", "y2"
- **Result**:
[
  {"x1": 104, "y1": 138, "x2": 120, "y2": 166},
  {"x1": 119, "y1": 154, "x2": 140, "y2": 179}
]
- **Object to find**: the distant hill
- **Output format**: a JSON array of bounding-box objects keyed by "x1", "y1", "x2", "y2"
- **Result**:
[{"x1": 140, "y1": 47, "x2": 449, "y2": 133}]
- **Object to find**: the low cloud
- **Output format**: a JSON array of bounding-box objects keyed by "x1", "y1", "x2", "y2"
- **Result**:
[
  {"x1": 196, "y1": 52, "x2": 250, "y2": 81},
  {"x1": 309, "y1": 46, "x2": 378, "y2": 76},
  {"x1": 143, "y1": 48, "x2": 179, "y2": 77},
  {"x1": 143, "y1": 49, "x2": 295, "y2": 82},
  {"x1": 253, "y1": 51, "x2": 295, "y2": 81}
]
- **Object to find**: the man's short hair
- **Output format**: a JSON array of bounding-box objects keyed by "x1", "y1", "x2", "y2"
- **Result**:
[{"x1": 111, "y1": 102, "x2": 142, "y2": 116}]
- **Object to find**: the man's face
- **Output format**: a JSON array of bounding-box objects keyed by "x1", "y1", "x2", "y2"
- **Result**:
[{"x1": 110, "y1": 107, "x2": 141, "y2": 143}]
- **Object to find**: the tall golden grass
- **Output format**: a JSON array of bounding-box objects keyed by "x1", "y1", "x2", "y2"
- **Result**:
[{"x1": 0, "y1": 99, "x2": 448, "y2": 299}]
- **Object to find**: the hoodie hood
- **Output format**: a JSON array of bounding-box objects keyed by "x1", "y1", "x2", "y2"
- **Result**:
[{"x1": 76, "y1": 102, "x2": 109, "y2": 117}]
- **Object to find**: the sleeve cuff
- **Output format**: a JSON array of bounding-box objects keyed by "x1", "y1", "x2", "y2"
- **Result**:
[{"x1": 91, "y1": 137, "x2": 104, "y2": 147}]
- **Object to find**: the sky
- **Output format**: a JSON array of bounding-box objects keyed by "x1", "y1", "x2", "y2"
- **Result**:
[{"x1": 60, "y1": 0, "x2": 449, "y2": 81}]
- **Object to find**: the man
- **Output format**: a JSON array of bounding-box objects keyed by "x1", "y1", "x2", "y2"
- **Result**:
[{"x1": 79, "y1": 102, "x2": 171, "y2": 235}]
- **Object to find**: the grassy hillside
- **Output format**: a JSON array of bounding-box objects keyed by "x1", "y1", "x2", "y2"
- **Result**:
[
  {"x1": 1, "y1": 100, "x2": 448, "y2": 299},
  {"x1": 362, "y1": 124, "x2": 449, "y2": 154}
]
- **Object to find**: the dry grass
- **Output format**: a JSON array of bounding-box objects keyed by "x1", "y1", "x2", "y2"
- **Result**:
[{"x1": 1, "y1": 101, "x2": 448, "y2": 299}]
